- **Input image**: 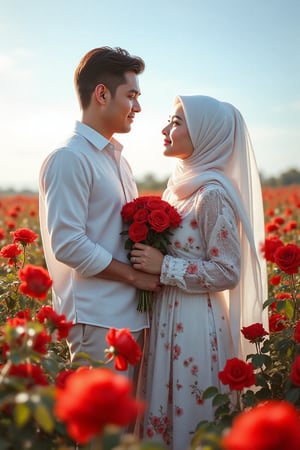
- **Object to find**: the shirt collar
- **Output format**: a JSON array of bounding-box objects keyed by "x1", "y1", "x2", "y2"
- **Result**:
[{"x1": 74, "y1": 121, "x2": 123, "y2": 153}]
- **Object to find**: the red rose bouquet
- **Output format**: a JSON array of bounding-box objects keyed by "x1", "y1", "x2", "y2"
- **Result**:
[{"x1": 121, "y1": 195, "x2": 182, "y2": 312}]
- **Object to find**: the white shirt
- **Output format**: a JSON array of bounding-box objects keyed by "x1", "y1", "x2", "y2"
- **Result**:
[{"x1": 39, "y1": 121, "x2": 148, "y2": 331}]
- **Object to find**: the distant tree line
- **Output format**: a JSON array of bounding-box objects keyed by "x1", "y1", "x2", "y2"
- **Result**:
[
  {"x1": 260, "y1": 168, "x2": 300, "y2": 187},
  {"x1": 0, "y1": 169, "x2": 299, "y2": 196},
  {"x1": 136, "y1": 168, "x2": 300, "y2": 192}
]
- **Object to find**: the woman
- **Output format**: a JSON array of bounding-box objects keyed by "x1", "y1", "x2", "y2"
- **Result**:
[{"x1": 131, "y1": 95, "x2": 268, "y2": 450}]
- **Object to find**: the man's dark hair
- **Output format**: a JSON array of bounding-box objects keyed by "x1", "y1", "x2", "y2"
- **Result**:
[{"x1": 74, "y1": 46, "x2": 145, "y2": 109}]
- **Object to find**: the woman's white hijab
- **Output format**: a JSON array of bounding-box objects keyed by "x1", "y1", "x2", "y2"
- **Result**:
[{"x1": 164, "y1": 95, "x2": 268, "y2": 359}]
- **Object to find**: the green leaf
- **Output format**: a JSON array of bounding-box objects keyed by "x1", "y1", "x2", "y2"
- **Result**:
[
  {"x1": 285, "y1": 300, "x2": 295, "y2": 320},
  {"x1": 241, "y1": 390, "x2": 258, "y2": 407},
  {"x1": 261, "y1": 340, "x2": 271, "y2": 353},
  {"x1": 263, "y1": 297, "x2": 276, "y2": 309},
  {"x1": 285, "y1": 388, "x2": 300, "y2": 404},
  {"x1": 255, "y1": 372, "x2": 270, "y2": 388},
  {"x1": 276, "y1": 337, "x2": 295, "y2": 357},
  {"x1": 0, "y1": 437, "x2": 11, "y2": 450},
  {"x1": 255, "y1": 387, "x2": 273, "y2": 400},
  {"x1": 33, "y1": 403, "x2": 54, "y2": 433},
  {"x1": 9, "y1": 352, "x2": 23, "y2": 365},
  {"x1": 202, "y1": 386, "x2": 219, "y2": 399},
  {"x1": 102, "y1": 429, "x2": 121, "y2": 450},
  {"x1": 14, "y1": 403, "x2": 31, "y2": 428},
  {"x1": 212, "y1": 393, "x2": 230, "y2": 407},
  {"x1": 251, "y1": 353, "x2": 270, "y2": 369},
  {"x1": 140, "y1": 442, "x2": 167, "y2": 449},
  {"x1": 214, "y1": 404, "x2": 231, "y2": 418}
]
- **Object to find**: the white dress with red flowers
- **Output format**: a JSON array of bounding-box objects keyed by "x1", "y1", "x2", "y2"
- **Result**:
[{"x1": 141, "y1": 183, "x2": 240, "y2": 450}]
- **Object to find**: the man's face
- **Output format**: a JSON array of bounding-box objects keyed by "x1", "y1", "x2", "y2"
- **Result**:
[{"x1": 102, "y1": 71, "x2": 141, "y2": 137}]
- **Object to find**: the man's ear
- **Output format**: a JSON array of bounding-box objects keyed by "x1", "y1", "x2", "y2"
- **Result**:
[{"x1": 95, "y1": 84, "x2": 110, "y2": 104}]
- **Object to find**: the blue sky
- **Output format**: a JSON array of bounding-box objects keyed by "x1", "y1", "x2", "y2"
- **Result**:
[{"x1": 0, "y1": 0, "x2": 299, "y2": 190}]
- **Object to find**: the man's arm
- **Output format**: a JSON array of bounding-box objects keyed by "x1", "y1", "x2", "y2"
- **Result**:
[{"x1": 97, "y1": 259, "x2": 161, "y2": 292}]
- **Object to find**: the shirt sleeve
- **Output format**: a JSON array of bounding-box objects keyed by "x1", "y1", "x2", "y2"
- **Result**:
[
  {"x1": 160, "y1": 187, "x2": 241, "y2": 293},
  {"x1": 42, "y1": 148, "x2": 112, "y2": 277}
]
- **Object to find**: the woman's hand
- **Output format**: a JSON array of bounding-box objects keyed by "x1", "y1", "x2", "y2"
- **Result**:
[{"x1": 130, "y1": 243, "x2": 164, "y2": 275}]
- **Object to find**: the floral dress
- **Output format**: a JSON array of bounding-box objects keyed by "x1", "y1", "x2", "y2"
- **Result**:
[{"x1": 141, "y1": 183, "x2": 241, "y2": 450}]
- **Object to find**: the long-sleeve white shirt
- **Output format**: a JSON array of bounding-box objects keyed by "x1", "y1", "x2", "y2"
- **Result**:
[{"x1": 39, "y1": 121, "x2": 148, "y2": 331}]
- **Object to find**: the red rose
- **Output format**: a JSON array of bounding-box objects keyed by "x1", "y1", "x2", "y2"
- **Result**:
[
  {"x1": 265, "y1": 222, "x2": 279, "y2": 233},
  {"x1": 11, "y1": 227, "x2": 38, "y2": 245},
  {"x1": 273, "y1": 243, "x2": 300, "y2": 275},
  {"x1": 3, "y1": 317, "x2": 51, "y2": 356},
  {"x1": 133, "y1": 208, "x2": 149, "y2": 223},
  {"x1": 37, "y1": 305, "x2": 65, "y2": 326},
  {"x1": 55, "y1": 367, "x2": 144, "y2": 444},
  {"x1": 290, "y1": 354, "x2": 300, "y2": 386},
  {"x1": 121, "y1": 196, "x2": 182, "y2": 313},
  {"x1": 269, "y1": 312, "x2": 287, "y2": 332},
  {"x1": 6, "y1": 221, "x2": 16, "y2": 230},
  {"x1": 148, "y1": 209, "x2": 171, "y2": 232},
  {"x1": 269, "y1": 275, "x2": 281, "y2": 285},
  {"x1": 275, "y1": 292, "x2": 291, "y2": 299},
  {"x1": 218, "y1": 357, "x2": 256, "y2": 390},
  {"x1": 0, "y1": 243, "x2": 22, "y2": 265},
  {"x1": 105, "y1": 328, "x2": 142, "y2": 371},
  {"x1": 241, "y1": 323, "x2": 268, "y2": 343},
  {"x1": 294, "y1": 321, "x2": 300, "y2": 343},
  {"x1": 2, "y1": 317, "x2": 26, "y2": 359},
  {"x1": 222, "y1": 400, "x2": 300, "y2": 450},
  {"x1": 285, "y1": 220, "x2": 297, "y2": 231},
  {"x1": 18, "y1": 264, "x2": 52, "y2": 300},
  {"x1": 273, "y1": 216, "x2": 285, "y2": 225},
  {"x1": 16, "y1": 309, "x2": 32, "y2": 320},
  {"x1": 32, "y1": 330, "x2": 52, "y2": 354},
  {"x1": 260, "y1": 237, "x2": 284, "y2": 262},
  {"x1": 128, "y1": 221, "x2": 148, "y2": 242},
  {"x1": 284, "y1": 207, "x2": 293, "y2": 216},
  {"x1": 120, "y1": 201, "x2": 137, "y2": 222},
  {"x1": 145, "y1": 197, "x2": 165, "y2": 210},
  {"x1": 7, "y1": 208, "x2": 18, "y2": 218},
  {"x1": 135, "y1": 195, "x2": 156, "y2": 204},
  {"x1": 55, "y1": 369, "x2": 76, "y2": 388},
  {"x1": 167, "y1": 206, "x2": 182, "y2": 227},
  {"x1": 9, "y1": 363, "x2": 49, "y2": 387},
  {"x1": 37, "y1": 305, "x2": 72, "y2": 340},
  {"x1": 6, "y1": 316, "x2": 26, "y2": 327}
]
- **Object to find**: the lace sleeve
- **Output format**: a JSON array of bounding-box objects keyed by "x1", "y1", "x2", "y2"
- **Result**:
[
  {"x1": 160, "y1": 186, "x2": 241, "y2": 293},
  {"x1": 160, "y1": 255, "x2": 189, "y2": 288}
]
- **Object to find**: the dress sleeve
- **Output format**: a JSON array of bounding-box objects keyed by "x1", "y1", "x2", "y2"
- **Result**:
[{"x1": 160, "y1": 186, "x2": 241, "y2": 293}]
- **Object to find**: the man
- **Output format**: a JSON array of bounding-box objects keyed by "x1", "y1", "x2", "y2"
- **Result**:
[{"x1": 39, "y1": 46, "x2": 161, "y2": 376}]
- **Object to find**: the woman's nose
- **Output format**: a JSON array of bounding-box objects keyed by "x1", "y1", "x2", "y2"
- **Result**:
[{"x1": 162, "y1": 124, "x2": 169, "y2": 135}]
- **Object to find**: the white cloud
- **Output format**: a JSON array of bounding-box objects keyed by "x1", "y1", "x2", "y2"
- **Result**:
[
  {"x1": 272, "y1": 101, "x2": 300, "y2": 113},
  {"x1": 0, "y1": 48, "x2": 33, "y2": 80}
]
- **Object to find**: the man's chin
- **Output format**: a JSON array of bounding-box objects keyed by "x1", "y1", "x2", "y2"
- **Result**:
[{"x1": 118, "y1": 125, "x2": 132, "y2": 134}]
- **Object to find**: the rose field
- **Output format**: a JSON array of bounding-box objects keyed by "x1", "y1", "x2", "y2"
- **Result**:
[{"x1": 0, "y1": 184, "x2": 299, "y2": 450}]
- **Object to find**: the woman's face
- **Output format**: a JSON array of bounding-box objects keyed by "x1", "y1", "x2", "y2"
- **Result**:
[{"x1": 162, "y1": 102, "x2": 194, "y2": 159}]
